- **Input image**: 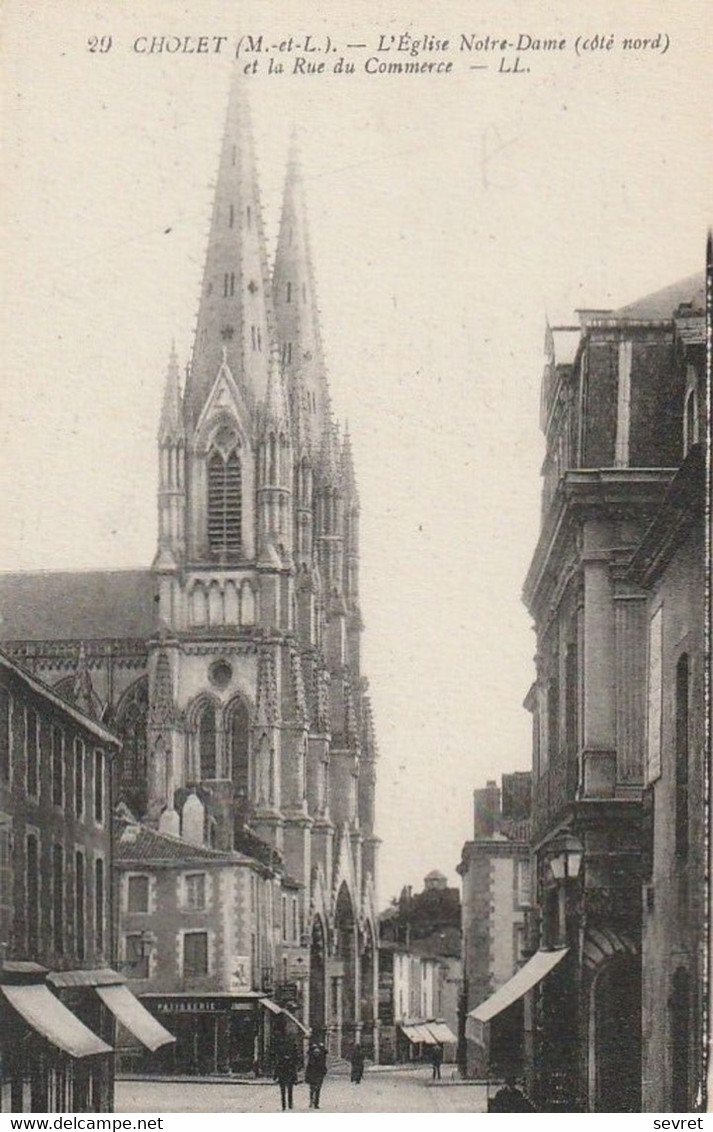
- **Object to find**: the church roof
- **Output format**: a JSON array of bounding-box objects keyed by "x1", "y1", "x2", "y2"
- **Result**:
[{"x1": 0, "y1": 569, "x2": 156, "y2": 640}]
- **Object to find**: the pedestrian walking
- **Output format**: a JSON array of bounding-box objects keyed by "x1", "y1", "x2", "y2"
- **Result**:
[
  {"x1": 305, "y1": 1037, "x2": 328, "y2": 1109},
  {"x1": 274, "y1": 1039, "x2": 300, "y2": 1111},
  {"x1": 430, "y1": 1043, "x2": 443, "y2": 1080},
  {"x1": 349, "y1": 1043, "x2": 365, "y2": 1084}
]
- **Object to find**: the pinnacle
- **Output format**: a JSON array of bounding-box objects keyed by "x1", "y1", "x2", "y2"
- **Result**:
[{"x1": 159, "y1": 341, "x2": 183, "y2": 439}]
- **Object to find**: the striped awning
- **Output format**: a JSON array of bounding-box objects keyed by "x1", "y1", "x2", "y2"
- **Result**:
[
  {"x1": 424, "y1": 1021, "x2": 457, "y2": 1044},
  {"x1": 97, "y1": 984, "x2": 175, "y2": 1052},
  {"x1": 2, "y1": 984, "x2": 111, "y2": 1059}
]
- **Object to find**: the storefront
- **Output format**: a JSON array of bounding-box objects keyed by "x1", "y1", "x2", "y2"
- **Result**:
[
  {"x1": 0, "y1": 966, "x2": 113, "y2": 1113},
  {"x1": 139, "y1": 992, "x2": 285, "y2": 1076}
]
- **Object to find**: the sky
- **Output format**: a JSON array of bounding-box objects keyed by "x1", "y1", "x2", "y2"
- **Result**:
[{"x1": 0, "y1": 0, "x2": 710, "y2": 905}]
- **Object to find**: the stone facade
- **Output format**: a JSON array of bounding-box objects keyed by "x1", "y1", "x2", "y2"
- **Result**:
[
  {"x1": 0, "y1": 76, "x2": 380, "y2": 1060},
  {"x1": 458, "y1": 776, "x2": 531, "y2": 1078},
  {"x1": 521, "y1": 271, "x2": 705, "y2": 1112}
]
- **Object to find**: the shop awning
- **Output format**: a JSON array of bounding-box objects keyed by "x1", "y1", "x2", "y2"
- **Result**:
[
  {"x1": 96, "y1": 984, "x2": 175, "y2": 1052},
  {"x1": 281, "y1": 1007, "x2": 310, "y2": 1036},
  {"x1": 425, "y1": 1021, "x2": 457, "y2": 1044},
  {"x1": 1, "y1": 984, "x2": 111, "y2": 1058},
  {"x1": 400, "y1": 1023, "x2": 437, "y2": 1045},
  {"x1": 467, "y1": 948, "x2": 568, "y2": 1040},
  {"x1": 259, "y1": 997, "x2": 283, "y2": 1015}
]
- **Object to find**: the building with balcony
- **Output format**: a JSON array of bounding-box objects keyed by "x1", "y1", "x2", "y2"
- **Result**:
[
  {"x1": 0, "y1": 649, "x2": 173, "y2": 1113},
  {"x1": 459, "y1": 774, "x2": 532, "y2": 1079},
  {"x1": 517, "y1": 270, "x2": 706, "y2": 1112}
]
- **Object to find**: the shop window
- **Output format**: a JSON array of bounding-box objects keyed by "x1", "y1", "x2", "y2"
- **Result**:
[
  {"x1": 52, "y1": 726, "x2": 64, "y2": 807},
  {"x1": 125, "y1": 933, "x2": 149, "y2": 979},
  {"x1": 127, "y1": 874, "x2": 150, "y2": 914},
  {"x1": 675, "y1": 655, "x2": 689, "y2": 859},
  {"x1": 183, "y1": 931, "x2": 209, "y2": 978},
  {"x1": 185, "y1": 873, "x2": 206, "y2": 911}
]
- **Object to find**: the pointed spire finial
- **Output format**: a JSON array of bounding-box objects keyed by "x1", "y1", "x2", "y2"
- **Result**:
[{"x1": 159, "y1": 341, "x2": 184, "y2": 440}]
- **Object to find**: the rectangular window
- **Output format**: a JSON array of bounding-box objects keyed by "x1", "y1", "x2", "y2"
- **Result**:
[
  {"x1": 547, "y1": 675, "x2": 559, "y2": 765},
  {"x1": 647, "y1": 607, "x2": 664, "y2": 783},
  {"x1": 52, "y1": 844, "x2": 64, "y2": 955},
  {"x1": 564, "y1": 644, "x2": 579, "y2": 752},
  {"x1": 281, "y1": 895, "x2": 288, "y2": 941},
  {"x1": 185, "y1": 873, "x2": 206, "y2": 911},
  {"x1": 52, "y1": 727, "x2": 64, "y2": 807},
  {"x1": 125, "y1": 933, "x2": 149, "y2": 979},
  {"x1": 75, "y1": 850, "x2": 85, "y2": 961},
  {"x1": 26, "y1": 711, "x2": 39, "y2": 798},
  {"x1": 0, "y1": 689, "x2": 10, "y2": 783},
  {"x1": 0, "y1": 817, "x2": 12, "y2": 950},
  {"x1": 292, "y1": 897, "x2": 299, "y2": 943},
  {"x1": 516, "y1": 859, "x2": 532, "y2": 907},
  {"x1": 614, "y1": 339, "x2": 632, "y2": 467},
  {"x1": 286, "y1": 281, "x2": 292, "y2": 303},
  {"x1": 675, "y1": 655, "x2": 690, "y2": 860},
  {"x1": 95, "y1": 857, "x2": 105, "y2": 954},
  {"x1": 228, "y1": 203, "x2": 234, "y2": 228},
  {"x1": 183, "y1": 931, "x2": 208, "y2": 978},
  {"x1": 127, "y1": 874, "x2": 149, "y2": 914},
  {"x1": 74, "y1": 738, "x2": 85, "y2": 818},
  {"x1": 26, "y1": 832, "x2": 39, "y2": 957},
  {"x1": 94, "y1": 749, "x2": 104, "y2": 823}
]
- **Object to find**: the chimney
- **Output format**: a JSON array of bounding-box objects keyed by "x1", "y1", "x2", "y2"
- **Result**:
[{"x1": 473, "y1": 780, "x2": 501, "y2": 838}]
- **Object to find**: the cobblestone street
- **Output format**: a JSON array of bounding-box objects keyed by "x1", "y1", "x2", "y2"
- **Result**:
[{"x1": 116, "y1": 1069, "x2": 488, "y2": 1114}]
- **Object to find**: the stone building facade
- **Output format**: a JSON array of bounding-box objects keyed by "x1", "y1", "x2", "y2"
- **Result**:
[
  {"x1": 0, "y1": 75, "x2": 380, "y2": 1060},
  {"x1": 0, "y1": 649, "x2": 173, "y2": 1113},
  {"x1": 519, "y1": 271, "x2": 706, "y2": 1112},
  {"x1": 458, "y1": 774, "x2": 532, "y2": 1079}
]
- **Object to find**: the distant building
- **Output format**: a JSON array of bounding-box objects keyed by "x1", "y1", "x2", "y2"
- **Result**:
[
  {"x1": 458, "y1": 774, "x2": 532, "y2": 1079},
  {"x1": 114, "y1": 815, "x2": 303, "y2": 1076},
  {"x1": 378, "y1": 873, "x2": 461, "y2": 1064},
  {"x1": 0, "y1": 650, "x2": 173, "y2": 1113}
]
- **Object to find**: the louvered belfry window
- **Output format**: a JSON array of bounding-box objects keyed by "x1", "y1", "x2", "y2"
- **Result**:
[{"x1": 208, "y1": 448, "x2": 242, "y2": 556}]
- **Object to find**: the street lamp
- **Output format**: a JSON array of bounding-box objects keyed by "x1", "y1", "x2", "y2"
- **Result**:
[{"x1": 545, "y1": 834, "x2": 583, "y2": 883}]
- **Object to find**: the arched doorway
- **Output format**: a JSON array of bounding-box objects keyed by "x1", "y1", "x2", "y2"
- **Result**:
[
  {"x1": 591, "y1": 954, "x2": 641, "y2": 1111},
  {"x1": 309, "y1": 917, "x2": 327, "y2": 1036},
  {"x1": 334, "y1": 884, "x2": 357, "y2": 1056}
]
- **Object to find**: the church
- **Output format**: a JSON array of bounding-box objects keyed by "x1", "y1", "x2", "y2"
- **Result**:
[{"x1": 0, "y1": 75, "x2": 380, "y2": 1060}]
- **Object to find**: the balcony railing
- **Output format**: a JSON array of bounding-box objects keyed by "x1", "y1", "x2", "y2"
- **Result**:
[{"x1": 532, "y1": 747, "x2": 579, "y2": 841}]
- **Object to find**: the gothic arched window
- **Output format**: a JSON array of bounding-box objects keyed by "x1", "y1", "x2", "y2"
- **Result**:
[
  {"x1": 208, "y1": 448, "x2": 242, "y2": 557},
  {"x1": 228, "y1": 699, "x2": 250, "y2": 800},
  {"x1": 199, "y1": 704, "x2": 217, "y2": 780},
  {"x1": 115, "y1": 677, "x2": 149, "y2": 818}
]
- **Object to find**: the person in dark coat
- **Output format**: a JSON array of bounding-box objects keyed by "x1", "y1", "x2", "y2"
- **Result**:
[
  {"x1": 305, "y1": 1038, "x2": 328, "y2": 1109},
  {"x1": 274, "y1": 1040, "x2": 299, "y2": 1111},
  {"x1": 430, "y1": 1043, "x2": 443, "y2": 1080},
  {"x1": 490, "y1": 1076, "x2": 536, "y2": 1112},
  {"x1": 350, "y1": 1043, "x2": 365, "y2": 1084}
]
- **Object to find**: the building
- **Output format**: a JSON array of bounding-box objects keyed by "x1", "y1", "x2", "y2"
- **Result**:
[
  {"x1": 0, "y1": 74, "x2": 380, "y2": 1061},
  {"x1": 496, "y1": 270, "x2": 706, "y2": 1112},
  {"x1": 115, "y1": 814, "x2": 304, "y2": 1076},
  {"x1": 628, "y1": 293, "x2": 706, "y2": 1111},
  {"x1": 0, "y1": 650, "x2": 173, "y2": 1113},
  {"x1": 378, "y1": 872, "x2": 460, "y2": 1064},
  {"x1": 458, "y1": 774, "x2": 532, "y2": 1079}
]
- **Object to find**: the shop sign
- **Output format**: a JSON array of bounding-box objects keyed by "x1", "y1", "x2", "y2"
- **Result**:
[{"x1": 151, "y1": 997, "x2": 254, "y2": 1014}]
